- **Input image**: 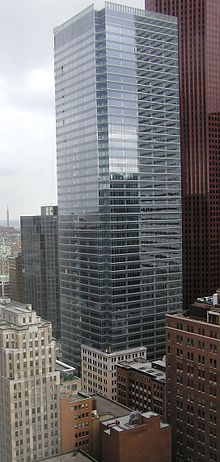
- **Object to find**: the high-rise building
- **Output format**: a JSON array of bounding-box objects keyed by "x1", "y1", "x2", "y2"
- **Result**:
[
  {"x1": 166, "y1": 292, "x2": 220, "y2": 461},
  {"x1": 0, "y1": 298, "x2": 60, "y2": 462},
  {"x1": 0, "y1": 258, "x2": 9, "y2": 276},
  {"x1": 9, "y1": 253, "x2": 22, "y2": 302},
  {"x1": 54, "y1": 2, "x2": 182, "y2": 369},
  {"x1": 21, "y1": 206, "x2": 60, "y2": 338},
  {"x1": 145, "y1": 0, "x2": 220, "y2": 308}
]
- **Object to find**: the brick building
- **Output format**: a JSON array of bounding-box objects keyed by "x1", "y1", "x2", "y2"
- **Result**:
[
  {"x1": 101, "y1": 411, "x2": 171, "y2": 462},
  {"x1": 166, "y1": 291, "x2": 220, "y2": 461},
  {"x1": 9, "y1": 253, "x2": 22, "y2": 302},
  {"x1": 59, "y1": 369, "x2": 93, "y2": 455},
  {"x1": 117, "y1": 358, "x2": 166, "y2": 419},
  {"x1": 145, "y1": 0, "x2": 220, "y2": 308}
]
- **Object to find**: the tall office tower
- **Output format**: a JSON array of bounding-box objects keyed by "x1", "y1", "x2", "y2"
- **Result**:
[
  {"x1": 9, "y1": 253, "x2": 22, "y2": 302},
  {"x1": 21, "y1": 206, "x2": 60, "y2": 338},
  {"x1": 54, "y1": 2, "x2": 182, "y2": 369},
  {"x1": 166, "y1": 292, "x2": 220, "y2": 461},
  {"x1": 0, "y1": 299, "x2": 60, "y2": 462},
  {"x1": 145, "y1": 0, "x2": 220, "y2": 308}
]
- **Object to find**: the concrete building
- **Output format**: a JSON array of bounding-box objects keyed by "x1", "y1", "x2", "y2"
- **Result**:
[
  {"x1": 54, "y1": 2, "x2": 182, "y2": 369},
  {"x1": 81, "y1": 345, "x2": 147, "y2": 401},
  {"x1": 145, "y1": 0, "x2": 220, "y2": 308},
  {"x1": 101, "y1": 411, "x2": 171, "y2": 462},
  {"x1": 166, "y1": 291, "x2": 220, "y2": 461},
  {"x1": 0, "y1": 298, "x2": 60, "y2": 462},
  {"x1": 0, "y1": 258, "x2": 9, "y2": 276},
  {"x1": 21, "y1": 205, "x2": 60, "y2": 338},
  {"x1": 117, "y1": 357, "x2": 166, "y2": 418},
  {"x1": 0, "y1": 275, "x2": 10, "y2": 298},
  {"x1": 9, "y1": 253, "x2": 22, "y2": 302}
]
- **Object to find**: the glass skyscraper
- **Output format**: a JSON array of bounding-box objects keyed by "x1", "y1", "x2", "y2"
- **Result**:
[
  {"x1": 21, "y1": 206, "x2": 60, "y2": 339},
  {"x1": 54, "y1": 2, "x2": 182, "y2": 368}
]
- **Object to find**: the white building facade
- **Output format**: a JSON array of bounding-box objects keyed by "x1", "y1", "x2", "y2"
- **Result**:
[
  {"x1": 0, "y1": 299, "x2": 60, "y2": 462},
  {"x1": 81, "y1": 345, "x2": 147, "y2": 400}
]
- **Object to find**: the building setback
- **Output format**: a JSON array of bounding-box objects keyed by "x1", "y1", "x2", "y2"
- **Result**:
[
  {"x1": 145, "y1": 0, "x2": 220, "y2": 308},
  {"x1": 166, "y1": 291, "x2": 220, "y2": 461},
  {"x1": 0, "y1": 299, "x2": 60, "y2": 462},
  {"x1": 54, "y1": 2, "x2": 182, "y2": 369},
  {"x1": 21, "y1": 206, "x2": 60, "y2": 338},
  {"x1": 117, "y1": 358, "x2": 166, "y2": 419}
]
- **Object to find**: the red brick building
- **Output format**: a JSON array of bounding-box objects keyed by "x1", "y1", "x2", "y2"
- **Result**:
[
  {"x1": 166, "y1": 291, "x2": 220, "y2": 461},
  {"x1": 101, "y1": 412, "x2": 171, "y2": 462},
  {"x1": 145, "y1": 0, "x2": 220, "y2": 308},
  {"x1": 117, "y1": 358, "x2": 166, "y2": 419}
]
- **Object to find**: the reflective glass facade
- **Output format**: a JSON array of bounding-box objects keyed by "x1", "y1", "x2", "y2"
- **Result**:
[
  {"x1": 54, "y1": 2, "x2": 182, "y2": 368},
  {"x1": 21, "y1": 206, "x2": 60, "y2": 339}
]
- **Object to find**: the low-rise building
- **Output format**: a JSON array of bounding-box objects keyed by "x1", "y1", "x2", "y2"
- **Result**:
[
  {"x1": 81, "y1": 346, "x2": 147, "y2": 401},
  {"x1": 60, "y1": 365, "x2": 93, "y2": 455},
  {"x1": 101, "y1": 411, "x2": 171, "y2": 462},
  {"x1": 117, "y1": 357, "x2": 166, "y2": 419}
]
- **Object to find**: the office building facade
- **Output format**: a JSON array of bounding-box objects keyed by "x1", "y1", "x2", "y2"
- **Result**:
[
  {"x1": 145, "y1": 0, "x2": 220, "y2": 308},
  {"x1": 21, "y1": 206, "x2": 60, "y2": 338},
  {"x1": 81, "y1": 345, "x2": 146, "y2": 401},
  {"x1": 54, "y1": 3, "x2": 182, "y2": 368},
  {"x1": 0, "y1": 299, "x2": 60, "y2": 462}
]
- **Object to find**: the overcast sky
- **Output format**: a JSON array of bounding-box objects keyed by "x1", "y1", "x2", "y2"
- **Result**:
[{"x1": 0, "y1": 0, "x2": 143, "y2": 221}]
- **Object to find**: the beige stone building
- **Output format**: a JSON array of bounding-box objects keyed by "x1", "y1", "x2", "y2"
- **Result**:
[
  {"x1": 81, "y1": 345, "x2": 147, "y2": 401},
  {"x1": 0, "y1": 298, "x2": 60, "y2": 462}
]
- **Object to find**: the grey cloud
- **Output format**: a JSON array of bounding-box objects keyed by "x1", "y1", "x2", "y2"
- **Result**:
[{"x1": 0, "y1": 0, "x2": 143, "y2": 219}]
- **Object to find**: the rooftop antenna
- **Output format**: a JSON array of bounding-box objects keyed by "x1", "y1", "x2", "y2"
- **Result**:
[{"x1": 6, "y1": 205, "x2": 9, "y2": 228}]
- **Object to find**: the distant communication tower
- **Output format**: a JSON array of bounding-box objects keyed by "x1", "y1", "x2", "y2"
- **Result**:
[{"x1": 6, "y1": 205, "x2": 10, "y2": 228}]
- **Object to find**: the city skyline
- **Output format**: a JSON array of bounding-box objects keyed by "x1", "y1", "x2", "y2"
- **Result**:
[{"x1": 0, "y1": 0, "x2": 143, "y2": 221}]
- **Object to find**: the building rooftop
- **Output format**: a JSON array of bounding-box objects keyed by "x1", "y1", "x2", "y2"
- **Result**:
[
  {"x1": 54, "y1": 1, "x2": 177, "y2": 35},
  {"x1": 92, "y1": 394, "x2": 131, "y2": 420},
  {"x1": 167, "y1": 292, "x2": 220, "y2": 326},
  {"x1": 102, "y1": 411, "x2": 169, "y2": 434},
  {"x1": 65, "y1": 392, "x2": 91, "y2": 403},
  {"x1": 117, "y1": 358, "x2": 166, "y2": 384},
  {"x1": 81, "y1": 344, "x2": 147, "y2": 358},
  {"x1": 0, "y1": 298, "x2": 49, "y2": 330},
  {"x1": 41, "y1": 451, "x2": 97, "y2": 462}
]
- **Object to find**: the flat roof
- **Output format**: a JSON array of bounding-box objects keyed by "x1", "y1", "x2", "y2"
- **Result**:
[
  {"x1": 92, "y1": 394, "x2": 131, "y2": 419},
  {"x1": 64, "y1": 392, "x2": 92, "y2": 403},
  {"x1": 41, "y1": 451, "x2": 96, "y2": 462},
  {"x1": 102, "y1": 411, "x2": 169, "y2": 434},
  {"x1": 118, "y1": 359, "x2": 166, "y2": 384}
]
